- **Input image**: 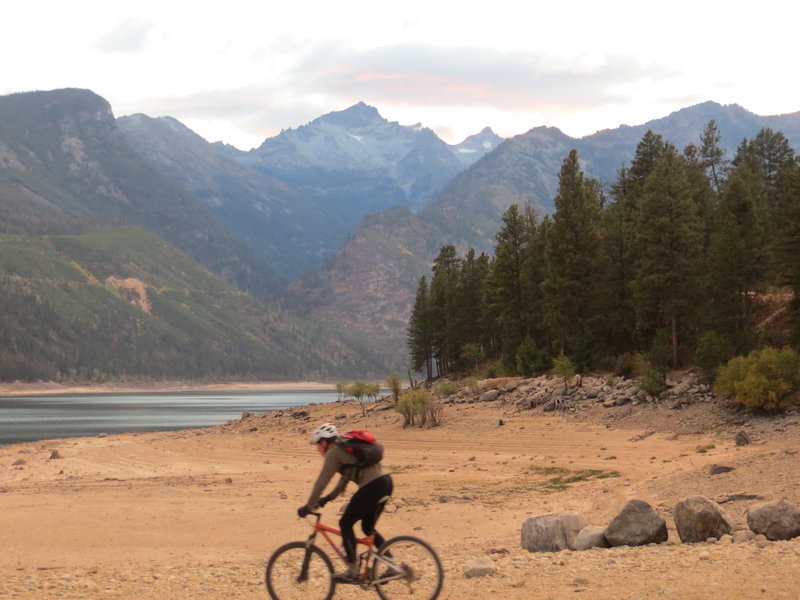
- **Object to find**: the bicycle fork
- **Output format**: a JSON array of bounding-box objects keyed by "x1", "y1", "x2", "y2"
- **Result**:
[{"x1": 297, "y1": 533, "x2": 317, "y2": 583}]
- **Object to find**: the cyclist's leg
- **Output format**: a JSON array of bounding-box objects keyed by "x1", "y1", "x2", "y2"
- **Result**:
[
  {"x1": 361, "y1": 475, "x2": 393, "y2": 548},
  {"x1": 340, "y1": 474, "x2": 393, "y2": 557}
]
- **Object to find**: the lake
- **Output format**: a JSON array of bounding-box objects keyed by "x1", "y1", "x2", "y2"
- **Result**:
[{"x1": 0, "y1": 389, "x2": 339, "y2": 445}]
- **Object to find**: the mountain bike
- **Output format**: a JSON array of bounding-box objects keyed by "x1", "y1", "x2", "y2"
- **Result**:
[{"x1": 265, "y1": 511, "x2": 444, "y2": 600}]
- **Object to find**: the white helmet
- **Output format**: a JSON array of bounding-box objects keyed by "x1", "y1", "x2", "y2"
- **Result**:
[{"x1": 309, "y1": 423, "x2": 338, "y2": 444}]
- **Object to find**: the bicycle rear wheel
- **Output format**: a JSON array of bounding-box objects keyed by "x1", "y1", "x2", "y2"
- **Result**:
[
  {"x1": 372, "y1": 535, "x2": 444, "y2": 600},
  {"x1": 265, "y1": 541, "x2": 335, "y2": 600}
]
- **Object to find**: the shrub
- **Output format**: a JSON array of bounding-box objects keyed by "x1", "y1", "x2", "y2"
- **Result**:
[
  {"x1": 614, "y1": 353, "x2": 638, "y2": 378},
  {"x1": 633, "y1": 354, "x2": 667, "y2": 396},
  {"x1": 435, "y1": 381, "x2": 459, "y2": 398},
  {"x1": 395, "y1": 390, "x2": 443, "y2": 428},
  {"x1": 386, "y1": 375, "x2": 402, "y2": 403},
  {"x1": 551, "y1": 352, "x2": 576, "y2": 390},
  {"x1": 695, "y1": 331, "x2": 735, "y2": 381},
  {"x1": 714, "y1": 347, "x2": 800, "y2": 411}
]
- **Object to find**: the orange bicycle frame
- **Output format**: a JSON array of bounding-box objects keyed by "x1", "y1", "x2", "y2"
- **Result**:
[{"x1": 306, "y1": 513, "x2": 376, "y2": 579}]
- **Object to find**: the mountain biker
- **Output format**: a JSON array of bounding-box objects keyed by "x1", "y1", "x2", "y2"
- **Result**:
[{"x1": 298, "y1": 422, "x2": 393, "y2": 583}]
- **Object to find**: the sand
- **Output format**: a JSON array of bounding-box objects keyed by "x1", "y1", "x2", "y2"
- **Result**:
[{"x1": 1, "y1": 381, "x2": 798, "y2": 599}]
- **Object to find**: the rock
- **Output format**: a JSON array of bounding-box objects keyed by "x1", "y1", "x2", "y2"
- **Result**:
[
  {"x1": 520, "y1": 512, "x2": 587, "y2": 552},
  {"x1": 480, "y1": 390, "x2": 500, "y2": 402},
  {"x1": 746, "y1": 499, "x2": 800, "y2": 541},
  {"x1": 48, "y1": 450, "x2": 61, "y2": 460},
  {"x1": 709, "y1": 464, "x2": 734, "y2": 475},
  {"x1": 11, "y1": 459, "x2": 26, "y2": 466},
  {"x1": 734, "y1": 430, "x2": 752, "y2": 446},
  {"x1": 573, "y1": 525, "x2": 609, "y2": 550},
  {"x1": 673, "y1": 496, "x2": 735, "y2": 543},
  {"x1": 732, "y1": 529, "x2": 756, "y2": 543},
  {"x1": 605, "y1": 499, "x2": 668, "y2": 547},
  {"x1": 462, "y1": 556, "x2": 497, "y2": 578}
]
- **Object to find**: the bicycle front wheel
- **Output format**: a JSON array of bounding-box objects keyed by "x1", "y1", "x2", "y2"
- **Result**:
[
  {"x1": 372, "y1": 535, "x2": 444, "y2": 600},
  {"x1": 265, "y1": 541, "x2": 335, "y2": 600}
]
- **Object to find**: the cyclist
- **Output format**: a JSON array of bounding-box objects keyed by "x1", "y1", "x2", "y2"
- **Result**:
[{"x1": 298, "y1": 423, "x2": 393, "y2": 584}]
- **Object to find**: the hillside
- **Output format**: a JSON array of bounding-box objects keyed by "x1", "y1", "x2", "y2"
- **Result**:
[
  {"x1": 1, "y1": 376, "x2": 798, "y2": 598},
  {"x1": 0, "y1": 88, "x2": 282, "y2": 298},
  {"x1": 121, "y1": 102, "x2": 502, "y2": 279},
  {"x1": 0, "y1": 227, "x2": 383, "y2": 381},
  {"x1": 117, "y1": 114, "x2": 335, "y2": 279},
  {"x1": 289, "y1": 102, "x2": 800, "y2": 356}
]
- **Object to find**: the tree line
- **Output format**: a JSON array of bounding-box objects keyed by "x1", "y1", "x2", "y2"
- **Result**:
[{"x1": 407, "y1": 123, "x2": 800, "y2": 380}]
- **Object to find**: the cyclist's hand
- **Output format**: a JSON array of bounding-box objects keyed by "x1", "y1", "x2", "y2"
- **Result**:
[
  {"x1": 316, "y1": 494, "x2": 332, "y2": 508},
  {"x1": 297, "y1": 505, "x2": 310, "y2": 518}
]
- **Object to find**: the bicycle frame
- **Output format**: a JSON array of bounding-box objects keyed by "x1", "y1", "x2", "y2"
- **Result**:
[{"x1": 301, "y1": 512, "x2": 399, "y2": 586}]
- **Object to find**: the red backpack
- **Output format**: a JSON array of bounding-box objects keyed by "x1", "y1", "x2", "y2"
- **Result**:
[{"x1": 337, "y1": 430, "x2": 384, "y2": 468}]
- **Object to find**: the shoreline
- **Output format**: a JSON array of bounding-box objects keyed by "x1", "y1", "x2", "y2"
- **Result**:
[{"x1": 0, "y1": 380, "x2": 336, "y2": 397}]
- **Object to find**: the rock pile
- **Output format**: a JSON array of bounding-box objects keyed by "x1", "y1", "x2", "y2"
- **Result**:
[
  {"x1": 443, "y1": 372, "x2": 716, "y2": 412},
  {"x1": 519, "y1": 497, "x2": 800, "y2": 553}
]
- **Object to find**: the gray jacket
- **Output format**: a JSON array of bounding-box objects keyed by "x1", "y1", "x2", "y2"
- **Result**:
[{"x1": 304, "y1": 438, "x2": 384, "y2": 510}]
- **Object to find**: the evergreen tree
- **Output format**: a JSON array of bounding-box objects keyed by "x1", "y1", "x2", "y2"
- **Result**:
[
  {"x1": 488, "y1": 204, "x2": 530, "y2": 373},
  {"x1": 704, "y1": 164, "x2": 764, "y2": 351},
  {"x1": 453, "y1": 248, "x2": 491, "y2": 368},
  {"x1": 699, "y1": 120, "x2": 727, "y2": 195},
  {"x1": 429, "y1": 245, "x2": 461, "y2": 376},
  {"x1": 773, "y1": 161, "x2": 800, "y2": 344},
  {"x1": 632, "y1": 148, "x2": 704, "y2": 367},
  {"x1": 407, "y1": 276, "x2": 434, "y2": 380},
  {"x1": 541, "y1": 149, "x2": 606, "y2": 366}
]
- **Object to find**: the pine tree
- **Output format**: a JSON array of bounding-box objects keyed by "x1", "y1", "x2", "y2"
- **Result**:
[
  {"x1": 704, "y1": 164, "x2": 764, "y2": 351},
  {"x1": 773, "y1": 161, "x2": 800, "y2": 344},
  {"x1": 699, "y1": 120, "x2": 727, "y2": 195},
  {"x1": 488, "y1": 204, "x2": 530, "y2": 372},
  {"x1": 407, "y1": 276, "x2": 433, "y2": 380},
  {"x1": 453, "y1": 248, "x2": 491, "y2": 368},
  {"x1": 429, "y1": 245, "x2": 461, "y2": 376},
  {"x1": 541, "y1": 149, "x2": 606, "y2": 366},
  {"x1": 632, "y1": 148, "x2": 704, "y2": 367}
]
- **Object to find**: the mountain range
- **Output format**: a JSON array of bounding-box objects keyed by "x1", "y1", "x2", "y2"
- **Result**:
[{"x1": 1, "y1": 88, "x2": 798, "y2": 380}]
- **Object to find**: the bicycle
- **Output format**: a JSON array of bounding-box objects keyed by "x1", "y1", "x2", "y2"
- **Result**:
[{"x1": 265, "y1": 511, "x2": 444, "y2": 600}]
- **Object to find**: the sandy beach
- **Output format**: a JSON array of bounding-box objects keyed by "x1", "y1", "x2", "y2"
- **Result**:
[{"x1": 1, "y1": 378, "x2": 798, "y2": 599}]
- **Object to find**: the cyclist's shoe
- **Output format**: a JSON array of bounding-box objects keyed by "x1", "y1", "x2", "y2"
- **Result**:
[{"x1": 332, "y1": 570, "x2": 360, "y2": 584}]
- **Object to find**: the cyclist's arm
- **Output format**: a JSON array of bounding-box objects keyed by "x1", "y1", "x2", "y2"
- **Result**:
[
  {"x1": 326, "y1": 474, "x2": 349, "y2": 501},
  {"x1": 305, "y1": 447, "x2": 342, "y2": 509}
]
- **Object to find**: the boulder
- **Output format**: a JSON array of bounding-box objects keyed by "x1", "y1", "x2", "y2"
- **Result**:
[
  {"x1": 674, "y1": 495, "x2": 735, "y2": 543},
  {"x1": 462, "y1": 556, "x2": 497, "y2": 578},
  {"x1": 480, "y1": 390, "x2": 500, "y2": 402},
  {"x1": 521, "y1": 512, "x2": 587, "y2": 552},
  {"x1": 709, "y1": 464, "x2": 734, "y2": 475},
  {"x1": 734, "y1": 430, "x2": 752, "y2": 446},
  {"x1": 746, "y1": 499, "x2": 800, "y2": 541},
  {"x1": 604, "y1": 499, "x2": 668, "y2": 547},
  {"x1": 573, "y1": 525, "x2": 609, "y2": 550}
]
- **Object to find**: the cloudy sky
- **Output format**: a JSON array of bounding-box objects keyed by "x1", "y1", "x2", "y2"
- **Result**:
[{"x1": 4, "y1": 1, "x2": 797, "y2": 150}]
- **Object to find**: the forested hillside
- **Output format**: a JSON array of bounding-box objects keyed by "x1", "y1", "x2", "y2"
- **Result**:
[
  {"x1": 0, "y1": 227, "x2": 383, "y2": 381},
  {"x1": 0, "y1": 89, "x2": 281, "y2": 298},
  {"x1": 408, "y1": 124, "x2": 800, "y2": 381}
]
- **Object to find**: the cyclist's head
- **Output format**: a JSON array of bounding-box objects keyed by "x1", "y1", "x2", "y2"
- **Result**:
[{"x1": 309, "y1": 422, "x2": 338, "y2": 445}]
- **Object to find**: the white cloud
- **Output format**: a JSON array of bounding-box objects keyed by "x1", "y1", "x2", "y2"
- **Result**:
[
  {"x1": 1, "y1": 0, "x2": 798, "y2": 148},
  {"x1": 92, "y1": 19, "x2": 155, "y2": 54}
]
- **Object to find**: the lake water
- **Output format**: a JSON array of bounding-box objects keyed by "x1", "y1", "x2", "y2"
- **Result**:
[{"x1": 0, "y1": 389, "x2": 339, "y2": 445}]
